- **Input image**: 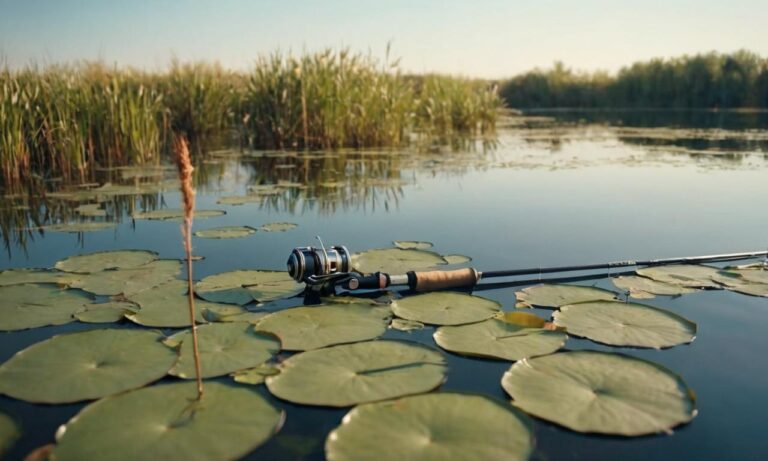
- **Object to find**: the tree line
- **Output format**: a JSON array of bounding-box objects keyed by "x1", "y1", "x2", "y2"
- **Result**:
[{"x1": 499, "y1": 50, "x2": 768, "y2": 109}]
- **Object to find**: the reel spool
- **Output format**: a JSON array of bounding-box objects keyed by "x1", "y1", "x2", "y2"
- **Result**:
[{"x1": 287, "y1": 244, "x2": 351, "y2": 284}]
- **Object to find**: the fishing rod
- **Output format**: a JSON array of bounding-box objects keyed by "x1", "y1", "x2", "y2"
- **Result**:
[{"x1": 286, "y1": 239, "x2": 768, "y2": 294}]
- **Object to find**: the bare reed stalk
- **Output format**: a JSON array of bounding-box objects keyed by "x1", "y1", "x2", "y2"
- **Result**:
[{"x1": 173, "y1": 135, "x2": 204, "y2": 399}]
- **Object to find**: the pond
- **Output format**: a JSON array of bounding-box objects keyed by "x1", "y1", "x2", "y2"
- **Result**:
[{"x1": 1, "y1": 111, "x2": 767, "y2": 460}]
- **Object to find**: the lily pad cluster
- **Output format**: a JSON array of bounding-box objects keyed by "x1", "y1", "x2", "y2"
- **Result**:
[{"x1": 614, "y1": 264, "x2": 768, "y2": 298}]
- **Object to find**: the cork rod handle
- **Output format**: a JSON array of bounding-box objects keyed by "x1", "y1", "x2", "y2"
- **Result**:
[{"x1": 413, "y1": 268, "x2": 480, "y2": 291}]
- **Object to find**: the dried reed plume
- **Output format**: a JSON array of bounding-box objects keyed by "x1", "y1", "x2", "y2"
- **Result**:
[{"x1": 173, "y1": 134, "x2": 204, "y2": 399}]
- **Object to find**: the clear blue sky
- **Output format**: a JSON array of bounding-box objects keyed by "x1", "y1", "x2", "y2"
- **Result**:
[{"x1": 1, "y1": 0, "x2": 766, "y2": 78}]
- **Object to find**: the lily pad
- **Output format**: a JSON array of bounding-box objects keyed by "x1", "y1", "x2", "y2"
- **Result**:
[
  {"x1": 636, "y1": 265, "x2": 722, "y2": 288},
  {"x1": 52, "y1": 382, "x2": 284, "y2": 461},
  {"x1": 352, "y1": 248, "x2": 447, "y2": 274},
  {"x1": 389, "y1": 318, "x2": 425, "y2": 332},
  {"x1": 0, "y1": 268, "x2": 77, "y2": 287},
  {"x1": 259, "y1": 222, "x2": 298, "y2": 232},
  {"x1": 132, "y1": 209, "x2": 226, "y2": 221},
  {"x1": 55, "y1": 250, "x2": 158, "y2": 273},
  {"x1": 553, "y1": 301, "x2": 696, "y2": 348},
  {"x1": 0, "y1": 412, "x2": 19, "y2": 458},
  {"x1": 393, "y1": 241, "x2": 433, "y2": 250},
  {"x1": 515, "y1": 284, "x2": 617, "y2": 309},
  {"x1": 126, "y1": 280, "x2": 229, "y2": 327},
  {"x1": 168, "y1": 323, "x2": 280, "y2": 379},
  {"x1": 0, "y1": 329, "x2": 177, "y2": 403},
  {"x1": 434, "y1": 313, "x2": 566, "y2": 361},
  {"x1": 0, "y1": 284, "x2": 93, "y2": 331},
  {"x1": 70, "y1": 259, "x2": 181, "y2": 296},
  {"x1": 443, "y1": 254, "x2": 472, "y2": 265},
  {"x1": 392, "y1": 292, "x2": 500, "y2": 326},
  {"x1": 326, "y1": 393, "x2": 533, "y2": 461},
  {"x1": 75, "y1": 203, "x2": 107, "y2": 217},
  {"x1": 501, "y1": 351, "x2": 697, "y2": 436},
  {"x1": 195, "y1": 270, "x2": 303, "y2": 305},
  {"x1": 194, "y1": 226, "x2": 257, "y2": 239},
  {"x1": 725, "y1": 268, "x2": 768, "y2": 285},
  {"x1": 217, "y1": 195, "x2": 263, "y2": 206},
  {"x1": 255, "y1": 303, "x2": 391, "y2": 351},
  {"x1": 266, "y1": 340, "x2": 447, "y2": 407},
  {"x1": 75, "y1": 301, "x2": 139, "y2": 323},
  {"x1": 232, "y1": 364, "x2": 280, "y2": 385},
  {"x1": 611, "y1": 276, "x2": 696, "y2": 299},
  {"x1": 44, "y1": 222, "x2": 115, "y2": 233},
  {"x1": 202, "y1": 306, "x2": 269, "y2": 323}
]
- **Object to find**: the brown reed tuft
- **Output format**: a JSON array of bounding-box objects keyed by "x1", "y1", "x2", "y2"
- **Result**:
[{"x1": 173, "y1": 134, "x2": 204, "y2": 399}]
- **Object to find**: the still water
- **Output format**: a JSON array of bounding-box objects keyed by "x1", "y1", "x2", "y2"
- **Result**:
[{"x1": 1, "y1": 111, "x2": 767, "y2": 460}]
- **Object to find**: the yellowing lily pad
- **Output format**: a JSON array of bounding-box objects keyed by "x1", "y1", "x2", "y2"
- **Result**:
[
  {"x1": 167, "y1": 323, "x2": 280, "y2": 379},
  {"x1": 0, "y1": 329, "x2": 177, "y2": 403},
  {"x1": 515, "y1": 284, "x2": 617, "y2": 309},
  {"x1": 443, "y1": 254, "x2": 472, "y2": 265},
  {"x1": 133, "y1": 209, "x2": 226, "y2": 221},
  {"x1": 389, "y1": 318, "x2": 425, "y2": 332},
  {"x1": 326, "y1": 393, "x2": 533, "y2": 461},
  {"x1": 392, "y1": 292, "x2": 500, "y2": 326},
  {"x1": 553, "y1": 301, "x2": 697, "y2": 348},
  {"x1": 52, "y1": 382, "x2": 284, "y2": 461},
  {"x1": 611, "y1": 276, "x2": 696, "y2": 299},
  {"x1": 255, "y1": 303, "x2": 391, "y2": 351},
  {"x1": 393, "y1": 241, "x2": 433, "y2": 250},
  {"x1": 194, "y1": 226, "x2": 257, "y2": 239},
  {"x1": 0, "y1": 284, "x2": 93, "y2": 331},
  {"x1": 501, "y1": 351, "x2": 697, "y2": 436},
  {"x1": 195, "y1": 270, "x2": 303, "y2": 305},
  {"x1": 636, "y1": 265, "x2": 723, "y2": 288},
  {"x1": 70, "y1": 260, "x2": 181, "y2": 296},
  {"x1": 55, "y1": 250, "x2": 158, "y2": 273},
  {"x1": 266, "y1": 340, "x2": 447, "y2": 407},
  {"x1": 259, "y1": 222, "x2": 298, "y2": 232},
  {"x1": 352, "y1": 248, "x2": 447, "y2": 274}
]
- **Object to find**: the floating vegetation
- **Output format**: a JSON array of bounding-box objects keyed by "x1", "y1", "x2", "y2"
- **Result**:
[
  {"x1": 712, "y1": 267, "x2": 768, "y2": 297},
  {"x1": 43, "y1": 222, "x2": 116, "y2": 233},
  {"x1": 132, "y1": 209, "x2": 226, "y2": 221},
  {"x1": 231, "y1": 364, "x2": 281, "y2": 385},
  {"x1": 195, "y1": 270, "x2": 303, "y2": 305},
  {"x1": 352, "y1": 248, "x2": 447, "y2": 275},
  {"x1": 52, "y1": 382, "x2": 284, "y2": 461},
  {"x1": 266, "y1": 340, "x2": 447, "y2": 407},
  {"x1": 501, "y1": 351, "x2": 697, "y2": 436},
  {"x1": 0, "y1": 284, "x2": 92, "y2": 331},
  {"x1": 434, "y1": 312, "x2": 566, "y2": 361},
  {"x1": 326, "y1": 393, "x2": 533, "y2": 461},
  {"x1": 216, "y1": 195, "x2": 263, "y2": 206},
  {"x1": 259, "y1": 222, "x2": 298, "y2": 232},
  {"x1": 389, "y1": 318, "x2": 425, "y2": 332},
  {"x1": 0, "y1": 268, "x2": 76, "y2": 286},
  {"x1": 255, "y1": 303, "x2": 391, "y2": 351},
  {"x1": 74, "y1": 203, "x2": 107, "y2": 217},
  {"x1": 0, "y1": 329, "x2": 176, "y2": 403},
  {"x1": 194, "y1": 226, "x2": 258, "y2": 239},
  {"x1": 392, "y1": 292, "x2": 500, "y2": 326},
  {"x1": 636, "y1": 265, "x2": 723, "y2": 289},
  {"x1": 167, "y1": 323, "x2": 280, "y2": 379},
  {"x1": 74, "y1": 301, "x2": 139, "y2": 324},
  {"x1": 125, "y1": 280, "x2": 227, "y2": 327},
  {"x1": 552, "y1": 301, "x2": 697, "y2": 348},
  {"x1": 514, "y1": 284, "x2": 617, "y2": 309},
  {"x1": 55, "y1": 250, "x2": 158, "y2": 273},
  {"x1": 0, "y1": 412, "x2": 19, "y2": 458},
  {"x1": 393, "y1": 240, "x2": 433, "y2": 250},
  {"x1": 443, "y1": 254, "x2": 472, "y2": 265},
  {"x1": 611, "y1": 275, "x2": 697, "y2": 299},
  {"x1": 202, "y1": 306, "x2": 268, "y2": 323},
  {"x1": 70, "y1": 260, "x2": 181, "y2": 296}
]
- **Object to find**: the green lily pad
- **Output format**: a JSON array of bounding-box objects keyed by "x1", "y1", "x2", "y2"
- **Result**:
[
  {"x1": 392, "y1": 292, "x2": 500, "y2": 326},
  {"x1": 611, "y1": 276, "x2": 697, "y2": 299},
  {"x1": 443, "y1": 254, "x2": 472, "y2": 265},
  {"x1": 75, "y1": 203, "x2": 107, "y2": 217},
  {"x1": 195, "y1": 270, "x2": 303, "y2": 305},
  {"x1": 0, "y1": 329, "x2": 177, "y2": 403},
  {"x1": 55, "y1": 250, "x2": 158, "y2": 273},
  {"x1": 326, "y1": 393, "x2": 533, "y2": 461},
  {"x1": 352, "y1": 248, "x2": 447, "y2": 274},
  {"x1": 217, "y1": 195, "x2": 263, "y2": 206},
  {"x1": 255, "y1": 303, "x2": 391, "y2": 351},
  {"x1": 232, "y1": 364, "x2": 280, "y2": 385},
  {"x1": 0, "y1": 268, "x2": 77, "y2": 287},
  {"x1": 434, "y1": 313, "x2": 566, "y2": 361},
  {"x1": 266, "y1": 340, "x2": 447, "y2": 407},
  {"x1": 393, "y1": 241, "x2": 433, "y2": 250},
  {"x1": 167, "y1": 323, "x2": 280, "y2": 379},
  {"x1": 70, "y1": 259, "x2": 181, "y2": 296},
  {"x1": 389, "y1": 318, "x2": 425, "y2": 332},
  {"x1": 194, "y1": 226, "x2": 257, "y2": 239},
  {"x1": 726, "y1": 268, "x2": 768, "y2": 284},
  {"x1": 132, "y1": 209, "x2": 226, "y2": 221},
  {"x1": 0, "y1": 412, "x2": 20, "y2": 458},
  {"x1": 0, "y1": 284, "x2": 93, "y2": 331},
  {"x1": 553, "y1": 300, "x2": 697, "y2": 348},
  {"x1": 636, "y1": 265, "x2": 723, "y2": 288},
  {"x1": 202, "y1": 306, "x2": 269, "y2": 323},
  {"x1": 125, "y1": 280, "x2": 229, "y2": 327},
  {"x1": 44, "y1": 222, "x2": 115, "y2": 233},
  {"x1": 259, "y1": 222, "x2": 298, "y2": 232},
  {"x1": 52, "y1": 382, "x2": 284, "y2": 461},
  {"x1": 75, "y1": 301, "x2": 139, "y2": 323},
  {"x1": 515, "y1": 284, "x2": 617, "y2": 309},
  {"x1": 501, "y1": 351, "x2": 697, "y2": 436}
]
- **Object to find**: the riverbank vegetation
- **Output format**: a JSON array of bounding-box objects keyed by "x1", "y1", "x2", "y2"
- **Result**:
[
  {"x1": 500, "y1": 50, "x2": 768, "y2": 109},
  {"x1": 0, "y1": 49, "x2": 501, "y2": 184}
]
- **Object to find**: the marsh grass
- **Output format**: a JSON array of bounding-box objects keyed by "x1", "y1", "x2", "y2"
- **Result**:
[{"x1": 0, "y1": 50, "x2": 502, "y2": 184}]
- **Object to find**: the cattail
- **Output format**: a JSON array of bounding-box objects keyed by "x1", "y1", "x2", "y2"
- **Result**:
[{"x1": 173, "y1": 134, "x2": 204, "y2": 399}]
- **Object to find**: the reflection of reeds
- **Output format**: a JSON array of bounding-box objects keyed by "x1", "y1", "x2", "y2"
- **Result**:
[{"x1": 173, "y1": 135, "x2": 204, "y2": 399}]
